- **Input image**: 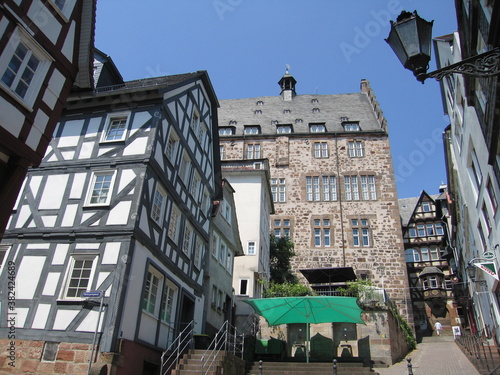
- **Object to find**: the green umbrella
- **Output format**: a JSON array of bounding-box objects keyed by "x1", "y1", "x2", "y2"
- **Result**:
[{"x1": 244, "y1": 296, "x2": 364, "y2": 363}]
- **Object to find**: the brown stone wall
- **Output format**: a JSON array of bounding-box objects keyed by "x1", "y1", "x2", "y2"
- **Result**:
[{"x1": 221, "y1": 132, "x2": 413, "y2": 324}]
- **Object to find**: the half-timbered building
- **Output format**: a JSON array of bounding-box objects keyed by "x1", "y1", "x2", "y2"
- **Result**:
[
  {"x1": 399, "y1": 189, "x2": 460, "y2": 338},
  {"x1": 0, "y1": 0, "x2": 97, "y2": 238},
  {"x1": 0, "y1": 55, "x2": 222, "y2": 374}
]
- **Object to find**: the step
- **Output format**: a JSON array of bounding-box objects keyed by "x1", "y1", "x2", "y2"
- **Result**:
[{"x1": 246, "y1": 362, "x2": 376, "y2": 375}]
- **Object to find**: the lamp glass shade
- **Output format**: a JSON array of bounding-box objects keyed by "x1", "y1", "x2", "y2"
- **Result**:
[{"x1": 386, "y1": 11, "x2": 434, "y2": 77}]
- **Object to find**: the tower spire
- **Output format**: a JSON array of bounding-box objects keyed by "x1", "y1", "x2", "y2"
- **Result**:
[{"x1": 278, "y1": 65, "x2": 297, "y2": 101}]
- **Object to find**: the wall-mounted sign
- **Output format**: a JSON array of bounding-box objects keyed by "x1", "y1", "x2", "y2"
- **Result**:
[
  {"x1": 474, "y1": 262, "x2": 499, "y2": 281},
  {"x1": 483, "y1": 251, "x2": 496, "y2": 260}
]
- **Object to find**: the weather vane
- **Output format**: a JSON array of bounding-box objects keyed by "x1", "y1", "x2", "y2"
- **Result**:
[{"x1": 285, "y1": 64, "x2": 291, "y2": 74}]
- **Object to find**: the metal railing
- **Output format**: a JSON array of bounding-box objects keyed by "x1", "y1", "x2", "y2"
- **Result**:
[
  {"x1": 160, "y1": 321, "x2": 194, "y2": 375},
  {"x1": 200, "y1": 321, "x2": 244, "y2": 374},
  {"x1": 456, "y1": 332, "x2": 500, "y2": 374}
]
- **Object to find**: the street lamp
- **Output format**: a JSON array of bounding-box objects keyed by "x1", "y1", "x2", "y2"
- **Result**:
[{"x1": 385, "y1": 10, "x2": 500, "y2": 83}]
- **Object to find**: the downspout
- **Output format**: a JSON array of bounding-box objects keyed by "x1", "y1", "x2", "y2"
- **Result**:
[{"x1": 335, "y1": 136, "x2": 346, "y2": 267}]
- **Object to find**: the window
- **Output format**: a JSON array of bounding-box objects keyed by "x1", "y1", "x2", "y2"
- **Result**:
[
  {"x1": 360, "y1": 175, "x2": 377, "y2": 200},
  {"x1": 469, "y1": 149, "x2": 482, "y2": 189},
  {"x1": 343, "y1": 122, "x2": 360, "y2": 131},
  {"x1": 421, "y1": 202, "x2": 431, "y2": 212},
  {"x1": 166, "y1": 131, "x2": 179, "y2": 161},
  {"x1": 344, "y1": 176, "x2": 359, "y2": 201},
  {"x1": 271, "y1": 178, "x2": 286, "y2": 203},
  {"x1": 102, "y1": 114, "x2": 129, "y2": 142},
  {"x1": 417, "y1": 224, "x2": 426, "y2": 237},
  {"x1": 168, "y1": 206, "x2": 180, "y2": 241},
  {"x1": 190, "y1": 173, "x2": 201, "y2": 200},
  {"x1": 86, "y1": 171, "x2": 116, "y2": 206},
  {"x1": 408, "y1": 225, "x2": 417, "y2": 237},
  {"x1": 194, "y1": 240, "x2": 203, "y2": 269},
  {"x1": 247, "y1": 242, "x2": 256, "y2": 255},
  {"x1": 180, "y1": 152, "x2": 191, "y2": 182},
  {"x1": 61, "y1": 255, "x2": 98, "y2": 299},
  {"x1": 254, "y1": 110, "x2": 262, "y2": 115},
  {"x1": 312, "y1": 108, "x2": 320, "y2": 113},
  {"x1": 0, "y1": 245, "x2": 9, "y2": 272},
  {"x1": 197, "y1": 122, "x2": 207, "y2": 145},
  {"x1": 246, "y1": 143, "x2": 261, "y2": 159},
  {"x1": 482, "y1": 202, "x2": 492, "y2": 235},
  {"x1": 151, "y1": 183, "x2": 166, "y2": 224},
  {"x1": 277, "y1": 125, "x2": 292, "y2": 134},
  {"x1": 352, "y1": 219, "x2": 370, "y2": 247},
  {"x1": 221, "y1": 199, "x2": 231, "y2": 222},
  {"x1": 244, "y1": 126, "x2": 260, "y2": 135},
  {"x1": 426, "y1": 223, "x2": 435, "y2": 236},
  {"x1": 219, "y1": 127, "x2": 235, "y2": 136},
  {"x1": 220, "y1": 145, "x2": 225, "y2": 160},
  {"x1": 309, "y1": 124, "x2": 325, "y2": 133},
  {"x1": 314, "y1": 142, "x2": 328, "y2": 158},
  {"x1": 160, "y1": 281, "x2": 177, "y2": 323},
  {"x1": 239, "y1": 279, "x2": 249, "y2": 295},
  {"x1": 421, "y1": 247, "x2": 430, "y2": 261},
  {"x1": 311, "y1": 98, "x2": 319, "y2": 103},
  {"x1": 0, "y1": 29, "x2": 50, "y2": 107},
  {"x1": 211, "y1": 285, "x2": 217, "y2": 307},
  {"x1": 283, "y1": 109, "x2": 291, "y2": 114},
  {"x1": 256, "y1": 101, "x2": 264, "y2": 106},
  {"x1": 313, "y1": 218, "x2": 331, "y2": 247},
  {"x1": 273, "y1": 219, "x2": 291, "y2": 238},
  {"x1": 435, "y1": 223, "x2": 444, "y2": 235},
  {"x1": 183, "y1": 225, "x2": 193, "y2": 255},
  {"x1": 486, "y1": 178, "x2": 498, "y2": 214},
  {"x1": 143, "y1": 267, "x2": 161, "y2": 315},
  {"x1": 219, "y1": 240, "x2": 227, "y2": 264},
  {"x1": 348, "y1": 141, "x2": 364, "y2": 157},
  {"x1": 430, "y1": 246, "x2": 440, "y2": 260},
  {"x1": 306, "y1": 176, "x2": 337, "y2": 202},
  {"x1": 405, "y1": 248, "x2": 420, "y2": 262}
]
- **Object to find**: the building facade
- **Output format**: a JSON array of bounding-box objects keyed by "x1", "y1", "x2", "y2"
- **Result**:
[
  {"x1": 218, "y1": 72, "x2": 413, "y2": 323},
  {"x1": 399, "y1": 189, "x2": 461, "y2": 337},
  {"x1": 0, "y1": 60, "x2": 222, "y2": 374},
  {"x1": 0, "y1": 0, "x2": 96, "y2": 238}
]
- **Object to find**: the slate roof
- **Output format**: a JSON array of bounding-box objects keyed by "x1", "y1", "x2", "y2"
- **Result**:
[
  {"x1": 398, "y1": 193, "x2": 441, "y2": 227},
  {"x1": 218, "y1": 92, "x2": 386, "y2": 136}
]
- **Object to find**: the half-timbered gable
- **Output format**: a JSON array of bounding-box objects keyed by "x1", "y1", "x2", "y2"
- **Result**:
[
  {"x1": 0, "y1": 68, "x2": 222, "y2": 374},
  {"x1": 0, "y1": 0, "x2": 97, "y2": 237}
]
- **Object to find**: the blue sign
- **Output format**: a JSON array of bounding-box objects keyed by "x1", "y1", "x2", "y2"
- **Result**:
[{"x1": 82, "y1": 291, "x2": 102, "y2": 298}]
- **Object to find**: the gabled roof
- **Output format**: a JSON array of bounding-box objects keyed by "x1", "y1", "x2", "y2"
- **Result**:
[{"x1": 398, "y1": 190, "x2": 440, "y2": 227}]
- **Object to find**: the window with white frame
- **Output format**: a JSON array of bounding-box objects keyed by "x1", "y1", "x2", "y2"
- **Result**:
[
  {"x1": 482, "y1": 202, "x2": 492, "y2": 235},
  {"x1": 306, "y1": 176, "x2": 337, "y2": 202},
  {"x1": 405, "y1": 248, "x2": 420, "y2": 262},
  {"x1": 211, "y1": 285, "x2": 217, "y2": 307},
  {"x1": 101, "y1": 113, "x2": 129, "y2": 142},
  {"x1": 180, "y1": 152, "x2": 191, "y2": 183},
  {"x1": 314, "y1": 142, "x2": 328, "y2": 158},
  {"x1": 219, "y1": 240, "x2": 227, "y2": 264},
  {"x1": 244, "y1": 126, "x2": 260, "y2": 135},
  {"x1": 194, "y1": 240, "x2": 203, "y2": 269},
  {"x1": 348, "y1": 141, "x2": 364, "y2": 157},
  {"x1": 219, "y1": 127, "x2": 235, "y2": 136},
  {"x1": 246, "y1": 143, "x2": 261, "y2": 159},
  {"x1": 309, "y1": 124, "x2": 325, "y2": 133},
  {"x1": 190, "y1": 173, "x2": 201, "y2": 200},
  {"x1": 183, "y1": 225, "x2": 193, "y2": 255},
  {"x1": 49, "y1": 0, "x2": 76, "y2": 18},
  {"x1": 151, "y1": 183, "x2": 167, "y2": 224},
  {"x1": 277, "y1": 125, "x2": 292, "y2": 134},
  {"x1": 486, "y1": 178, "x2": 498, "y2": 214},
  {"x1": 143, "y1": 266, "x2": 161, "y2": 315},
  {"x1": 166, "y1": 131, "x2": 179, "y2": 161},
  {"x1": 168, "y1": 205, "x2": 180, "y2": 241},
  {"x1": 0, "y1": 29, "x2": 50, "y2": 107},
  {"x1": 221, "y1": 199, "x2": 231, "y2": 222},
  {"x1": 421, "y1": 201, "x2": 431, "y2": 212},
  {"x1": 351, "y1": 219, "x2": 370, "y2": 247},
  {"x1": 271, "y1": 178, "x2": 286, "y2": 203},
  {"x1": 86, "y1": 170, "x2": 116, "y2": 206},
  {"x1": 344, "y1": 176, "x2": 359, "y2": 201},
  {"x1": 160, "y1": 280, "x2": 177, "y2": 323},
  {"x1": 61, "y1": 254, "x2": 98, "y2": 299},
  {"x1": 226, "y1": 252, "x2": 233, "y2": 273},
  {"x1": 360, "y1": 175, "x2": 377, "y2": 200},
  {"x1": 468, "y1": 148, "x2": 482, "y2": 189},
  {"x1": 313, "y1": 218, "x2": 331, "y2": 247},
  {"x1": 343, "y1": 122, "x2": 360, "y2": 131},
  {"x1": 247, "y1": 241, "x2": 256, "y2": 255},
  {"x1": 273, "y1": 219, "x2": 291, "y2": 238},
  {"x1": 212, "y1": 233, "x2": 219, "y2": 259}
]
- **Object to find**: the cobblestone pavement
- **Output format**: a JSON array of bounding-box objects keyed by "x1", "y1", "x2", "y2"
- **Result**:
[{"x1": 376, "y1": 336, "x2": 481, "y2": 375}]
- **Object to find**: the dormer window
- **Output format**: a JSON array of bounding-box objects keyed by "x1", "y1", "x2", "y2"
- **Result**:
[
  {"x1": 343, "y1": 122, "x2": 360, "y2": 131},
  {"x1": 255, "y1": 110, "x2": 262, "y2": 115},
  {"x1": 277, "y1": 125, "x2": 292, "y2": 134},
  {"x1": 283, "y1": 109, "x2": 291, "y2": 114},
  {"x1": 256, "y1": 100, "x2": 264, "y2": 106},
  {"x1": 309, "y1": 124, "x2": 326, "y2": 133},
  {"x1": 295, "y1": 119, "x2": 303, "y2": 124},
  {"x1": 244, "y1": 126, "x2": 261, "y2": 135},
  {"x1": 219, "y1": 127, "x2": 235, "y2": 136},
  {"x1": 312, "y1": 108, "x2": 320, "y2": 113},
  {"x1": 271, "y1": 120, "x2": 278, "y2": 125},
  {"x1": 341, "y1": 117, "x2": 349, "y2": 121},
  {"x1": 311, "y1": 98, "x2": 319, "y2": 103},
  {"x1": 229, "y1": 120, "x2": 237, "y2": 125}
]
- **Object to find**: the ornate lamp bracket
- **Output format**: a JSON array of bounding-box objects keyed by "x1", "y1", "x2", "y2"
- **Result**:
[{"x1": 418, "y1": 48, "x2": 500, "y2": 82}]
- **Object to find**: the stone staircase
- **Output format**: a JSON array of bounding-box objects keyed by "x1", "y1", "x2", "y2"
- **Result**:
[
  {"x1": 245, "y1": 361, "x2": 379, "y2": 375},
  {"x1": 170, "y1": 349, "x2": 245, "y2": 375}
]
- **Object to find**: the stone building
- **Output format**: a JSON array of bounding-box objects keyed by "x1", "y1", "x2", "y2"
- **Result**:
[{"x1": 217, "y1": 71, "x2": 413, "y2": 324}]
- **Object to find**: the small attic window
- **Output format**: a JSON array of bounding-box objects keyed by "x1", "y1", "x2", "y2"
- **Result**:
[
  {"x1": 229, "y1": 120, "x2": 237, "y2": 125},
  {"x1": 311, "y1": 98, "x2": 319, "y2": 103},
  {"x1": 255, "y1": 110, "x2": 262, "y2": 115},
  {"x1": 271, "y1": 120, "x2": 278, "y2": 125},
  {"x1": 341, "y1": 117, "x2": 349, "y2": 121},
  {"x1": 256, "y1": 100, "x2": 264, "y2": 106},
  {"x1": 283, "y1": 109, "x2": 291, "y2": 114},
  {"x1": 312, "y1": 108, "x2": 320, "y2": 113},
  {"x1": 295, "y1": 119, "x2": 303, "y2": 124}
]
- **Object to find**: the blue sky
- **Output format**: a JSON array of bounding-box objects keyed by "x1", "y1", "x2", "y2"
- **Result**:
[{"x1": 95, "y1": 0, "x2": 457, "y2": 199}]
